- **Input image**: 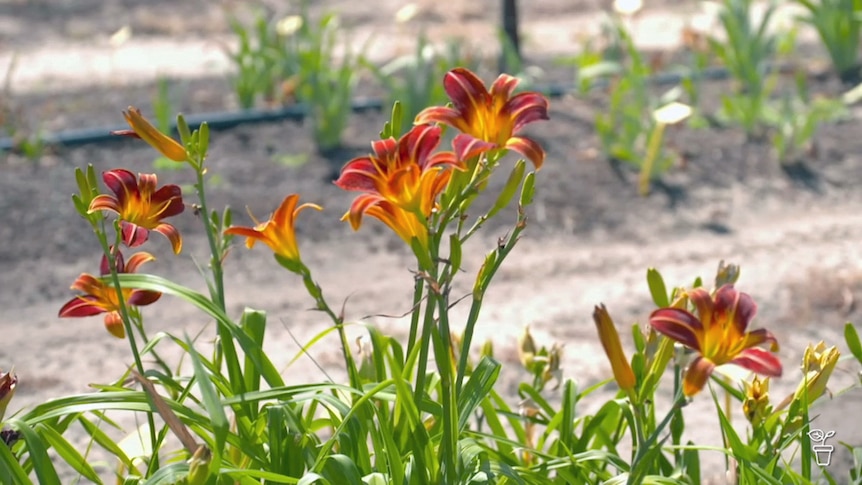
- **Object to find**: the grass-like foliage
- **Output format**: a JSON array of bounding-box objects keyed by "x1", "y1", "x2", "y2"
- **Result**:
[{"x1": 0, "y1": 68, "x2": 860, "y2": 485}]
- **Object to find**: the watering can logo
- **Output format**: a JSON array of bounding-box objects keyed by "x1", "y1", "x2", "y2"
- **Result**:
[{"x1": 808, "y1": 428, "x2": 836, "y2": 466}]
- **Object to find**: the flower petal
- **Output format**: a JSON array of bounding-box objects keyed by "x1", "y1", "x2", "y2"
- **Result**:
[
  {"x1": 649, "y1": 308, "x2": 703, "y2": 351},
  {"x1": 100, "y1": 249, "x2": 122, "y2": 275},
  {"x1": 224, "y1": 226, "x2": 263, "y2": 249},
  {"x1": 730, "y1": 348, "x2": 782, "y2": 377},
  {"x1": 153, "y1": 223, "x2": 183, "y2": 254},
  {"x1": 59, "y1": 296, "x2": 106, "y2": 318},
  {"x1": 104, "y1": 311, "x2": 126, "y2": 339},
  {"x1": 414, "y1": 106, "x2": 469, "y2": 133},
  {"x1": 151, "y1": 185, "x2": 185, "y2": 218},
  {"x1": 686, "y1": 287, "x2": 715, "y2": 328},
  {"x1": 683, "y1": 356, "x2": 716, "y2": 396},
  {"x1": 504, "y1": 136, "x2": 545, "y2": 170},
  {"x1": 453, "y1": 134, "x2": 496, "y2": 162},
  {"x1": 507, "y1": 92, "x2": 550, "y2": 133},
  {"x1": 124, "y1": 252, "x2": 156, "y2": 273},
  {"x1": 490, "y1": 74, "x2": 520, "y2": 103},
  {"x1": 102, "y1": 169, "x2": 138, "y2": 206},
  {"x1": 334, "y1": 157, "x2": 381, "y2": 192},
  {"x1": 128, "y1": 289, "x2": 162, "y2": 307},
  {"x1": 401, "y1": 124, "x2": 442, "y2": 170},
  {"x1": 346, "y1": 194, "x2": 384, "y2": 230},
  {"x1": 121, "y1": 221, "x2": 150, "y2": 248},
  {"x1": 443, "y1": 67, "x2": 490, "y2": 117},
  {"x1": 715, "y1": 284, "x2": 757, "y2": 335},
  {"x1": 88, "y1": 194, "x2": 121, "y2": 214}
]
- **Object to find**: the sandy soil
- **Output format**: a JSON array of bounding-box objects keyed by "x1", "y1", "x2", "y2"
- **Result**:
[{"x1": 2, "y1": 0, "x2": 862, "y2": 483}]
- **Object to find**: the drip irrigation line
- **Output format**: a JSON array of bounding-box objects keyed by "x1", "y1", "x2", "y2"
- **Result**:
[{"x1": 0, "y1": 65, "x2": 741, "y2": 153}]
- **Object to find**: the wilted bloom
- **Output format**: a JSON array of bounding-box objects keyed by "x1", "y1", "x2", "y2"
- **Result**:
[
  {"x1": 649, "y1": 285, "x2": 782, "y2": 397},
  {"x1": 542, "y1": 343, "x2": 564, "y2": 390},
  {"x1": 89, "y1": 169, "x2": 184, "y2": 254},
  {"x1": 59, "y1": 250, "x2": 161, "y2": 338},
  {"x1": 742, "y1": 376, "x2": 771, "y2": 427},
  {"x1": 594, "y1": 304, "x2": 636, "y2": 393},
  {"x1": 0, "y1": 429, "x2": 20, "y2": 447},
  {"x1": 334, "y1": 124, "x2": 460, "y2": 247},
  {"x1": 517, "y1": 325, "x2": 538, "y2": 368},
  {"x1": 113, "y1": 106, "x2": 187, "y2": 162},
  {"x1": 0, "y1": 370, "x2": 17, "y2": 422},
  {"x1": 224, "y1": 194, "x2": 321, "y2": 265},
  {"x1": 415, "y1": 67, "x2": 549, "y2": 168}
]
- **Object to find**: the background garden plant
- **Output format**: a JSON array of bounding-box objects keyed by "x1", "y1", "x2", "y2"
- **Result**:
[{"x1": 0, "y1": 62, "x2": 860, "y2": 485}]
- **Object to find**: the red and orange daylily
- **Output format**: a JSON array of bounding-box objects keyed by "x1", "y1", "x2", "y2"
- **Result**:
[
  {"x1": 224, "y1": 194, "x2": 321, "y2": 264},
  {"x1": 89, "y1": 169, "x2": 184, "y2": 254},
  {"x1": 334, "y1": 124, "x2": 461, "y2": 247},
  {"x1": 59, "y1": 250, "x2": 161, "y2": 339},
  {"x1": 415, "y1": 67, "x2": 549, "y2": 169},
  {"x1": 649, "y1": 284, "x2": 782, "y2": 397},
  {"x1": 112, "y1": 106, "x2": 188, "y2": 162}
]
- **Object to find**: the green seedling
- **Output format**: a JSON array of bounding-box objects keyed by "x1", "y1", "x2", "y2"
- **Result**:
[
  {"x1": 794, "y1": 0, "x2": 862, "y2": 84},
  {"x1": 767, "y1": 73, "x2": 847, "y2": 164},
  {"x1": 365, "y1": 33, "x2": 480, "y2": 136}
]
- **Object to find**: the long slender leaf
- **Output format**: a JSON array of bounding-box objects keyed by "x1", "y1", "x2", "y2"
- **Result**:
[{"x1": 6, "y1": 418, "x2": 60, "y2": 485}]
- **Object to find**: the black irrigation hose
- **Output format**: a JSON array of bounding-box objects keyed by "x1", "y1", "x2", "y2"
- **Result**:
[{"x1": 0, "y1": 66, "x2": 738, "y2": 153}]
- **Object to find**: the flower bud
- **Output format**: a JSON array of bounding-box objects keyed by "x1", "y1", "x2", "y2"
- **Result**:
[
  {"x1": 118, "y1": 106, "x2": 188, "y2": 162},
  {"x1": 795, "y1": 341, "x2": 839, "y2": 404},
  {"x1": 742, "y1": 376, "x2": 771, "y2": 427},
  {"x1": 594, "y1": 305, "x2": 636, "y2": 392},
  {"x1": 186, "y1": 445, "x2": 212, "y2": 485},
  {"x1": 0, "y1": 370, "x2": 17, "y2": 422}
]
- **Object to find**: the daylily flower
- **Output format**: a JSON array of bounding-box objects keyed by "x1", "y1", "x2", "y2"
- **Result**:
[
  {"x1": 59, "y1": 250, "x2": 162, "y2": 339},
  {"x1": 113, "y1": 106, "x2": 188, "y2": 162},
  {"x1": 649, "y1": 284, "x2": 782, "y2": 397},
  {"x1": 334, "y1": 124, "x2": 460, "y2": 247},
  {"x1": 224, "y1": 194, "x2": 321, "y2": 265},
  {"x1": 89, "y1": 169, "x2": 184, "y2": 254},
  {"x1": 0, "y1": 370, "x2": 17, "y2": 422},
  {"x1": 415, "y1": 67, "x2": 549, "y2": 168}
]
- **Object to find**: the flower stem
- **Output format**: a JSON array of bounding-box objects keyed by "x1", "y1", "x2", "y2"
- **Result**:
[
  {"x1": 298, "y1": 263, "x2": 360, "y2": 390},
  {"x1": 455, "y1": 211, "x2": 527, "y2": 392},
  {"x1": 96, "y1": 226, "x2": 160, "y2": 475},
  {"x1": 193, "y1": 169, "x2": 226, "y2": 311},
  {"x1": 433, "y1": 282, "x2": 458, "y2": 482},
  {"x1": 405, "y1": 276, "x2": 425, "y2": 361}
]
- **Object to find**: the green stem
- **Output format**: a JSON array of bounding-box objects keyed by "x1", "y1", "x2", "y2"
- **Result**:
[
  {"x1": 405, "y1": 276, "x2": 425, "y2": 362},
  {"x1": 193, "y1": 169, "x2": 226, "y2": 311},
  {"x1": 433, "y1": 284, "x2": 458, "y2": 482},
  {"x1": 298, "y1": 263, "x2": 360, "y2": 390},
  {"x1": 96, "y1": 227, "x2": 159, "y2": 475},
  {"x1": 455, "y1": 213, "x2": 527, "y2": 392},
  {"x1": 413, "y1": 293, "x2": 436, "y2": 409}
]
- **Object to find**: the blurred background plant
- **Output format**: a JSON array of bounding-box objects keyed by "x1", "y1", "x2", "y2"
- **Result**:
[
  {"x1": 584, "y1": 14, "x2": 687, "y2": 193},
  {"x1": 793, "y1": 0, "x2": 862, "y2": 84},
  {"x1": 766, "y1": 72, "x2": 848, "y2": 164},
  {"x1": 1, "y1": 55, "x2": 45, "y2": 162},
  {"x1": 228, "y1": 1, "x2": 361, "y2": 158},
  {"x1": 708, "y1": 0, "x2": 785, "y2": 139},
  {"x1": 364, "y1": 34, "x2": 481, "y2": 137}
]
